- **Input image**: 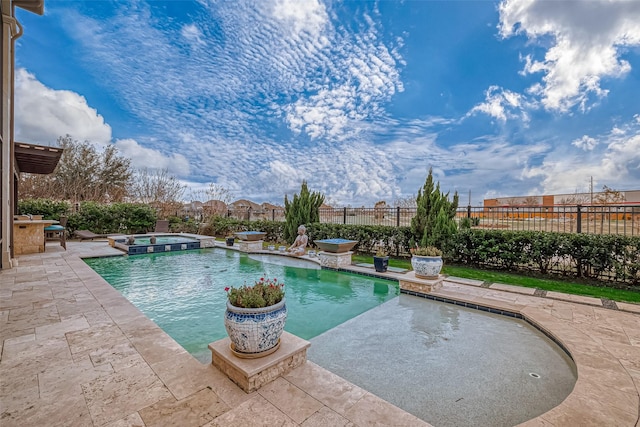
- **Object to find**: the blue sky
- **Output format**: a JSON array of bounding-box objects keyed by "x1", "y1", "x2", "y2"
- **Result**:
[{"x1": 14, "y1": 0, "x2": 640, "y2": 206}]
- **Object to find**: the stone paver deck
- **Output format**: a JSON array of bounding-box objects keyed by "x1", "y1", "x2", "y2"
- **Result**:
[{"x1": 1, "y1": 241, "x2": 639, "y2": 426}]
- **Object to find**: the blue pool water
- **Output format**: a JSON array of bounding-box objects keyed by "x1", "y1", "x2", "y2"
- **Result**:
[{"x1": 84, "y1": 248, "x2": 399, "y2": 361}]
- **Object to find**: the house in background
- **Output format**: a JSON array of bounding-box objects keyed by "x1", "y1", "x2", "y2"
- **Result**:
[{"x1": 1, "y1": 1, "x2": 63, "y2": 269}]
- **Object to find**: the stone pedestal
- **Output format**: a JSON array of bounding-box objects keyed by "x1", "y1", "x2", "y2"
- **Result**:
[
  {"x1": 400, "y1": 273, "x2": 444, "y2": 294},
  {"x1": 318, "y1": 251, "x2": 353, "y2": 268},
  {"x1": 209, "y1": 332, "x2": 310, "y2": 393},
  {"x1": 237, "y1": 240, "x2": 263, "y2": 253}
]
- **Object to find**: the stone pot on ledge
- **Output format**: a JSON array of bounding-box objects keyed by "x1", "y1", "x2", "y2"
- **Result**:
[
  {"x1": 411, "y1": 255, "x2": 443, "y2": 279},
  {"x1": 224, "y1": 298, "x2": 287, "y2": 358}
]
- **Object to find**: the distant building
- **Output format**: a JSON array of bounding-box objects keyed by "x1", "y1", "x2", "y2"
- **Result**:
[
  {"x1": 229, "y1": 199, "x2": 261, "y2": 211},
  {"x1": 261, "y1": 202, "x2": 281, "y2": 210},
  {"x1": 484, "y1": 189, "x2": 640, "y2": 208},
  {"x1": 480, "y1": 190, "x2": 640, "y2": 221},
  {"x1": 203, "y1": 200, "x2": 227, "y2": 216}
]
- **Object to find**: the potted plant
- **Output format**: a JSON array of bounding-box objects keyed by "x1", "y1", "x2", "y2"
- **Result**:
[
  {"x1": 410, "y1": 246, "x2": 443, "y2": 279},
  {"x1": 373, "y1": 248, "x2": 389, "y2": 273},
  {"x1": 224, "y1": 277, "x2": 287, "y2": 357}
]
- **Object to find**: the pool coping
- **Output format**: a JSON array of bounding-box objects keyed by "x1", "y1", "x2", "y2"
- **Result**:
[{"x1": 1, "y1": 241, "x2": 639, "y2": 426}]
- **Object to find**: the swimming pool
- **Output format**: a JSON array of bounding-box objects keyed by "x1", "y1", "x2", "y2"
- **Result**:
[
  {"x1": 84, "y1": 248, "x2": 399, "y2": 361},
  {"x1": 84, "y1": 247, "x2": 577, "y2": 425}
]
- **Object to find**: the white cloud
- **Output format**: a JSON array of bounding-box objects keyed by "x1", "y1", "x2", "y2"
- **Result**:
[
  {"x1": 181, "y1": 24, "x2": 205, "y2": 46},
  {"x1": 114, "y1": 138, "x2": 191, "y2": 176},
  {"x1": 499, "y1": 0, "x2": 640, "y2": 112},
  {"x1": 468, "y1": 85, "x2": 530, "y2": 123},
  {"x1": 14, "y1": 69, "x2": 111, "y2": 145},
  {"x1": 571, "y1": 135, "x2": 598, "y2": 151},
  {"x1": 66, "y1": 0, "x2": 402, "y2": 145},
  {"x1": 523, "y1": 118, "x2": 640, "y2": 193},
  {"x1": 271, "y1": 0, "x2": 328, "y2": 40}
]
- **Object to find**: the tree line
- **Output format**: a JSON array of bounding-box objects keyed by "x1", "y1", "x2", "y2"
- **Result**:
[{"x1": 19, "y1": 135, "x2": 231, "y2": 218}]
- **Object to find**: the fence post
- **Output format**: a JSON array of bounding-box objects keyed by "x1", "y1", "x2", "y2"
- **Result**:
[
  {"x1": 467, "y1": 205, "x2": 471, "y2": 219},
  {"x1": 576, "y1": 204, "x2": 582, "y2": 233},
  {"x1": 272, "y1": 209, "x2": 275, "y2": 221},
  {"x1": 397, "y1": 206, "x2": 400, "y2": 227},
  {"x1": 343, "y1": 207, "x2": 347, "y2": 224}
]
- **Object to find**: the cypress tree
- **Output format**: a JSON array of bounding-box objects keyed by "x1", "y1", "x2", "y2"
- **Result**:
[
  {"x1": 283, "y1": 181, "x2": 325, "y2": 243},
  {"x1": 410, "y1": 168, "x2": 459, "y2": 249}
]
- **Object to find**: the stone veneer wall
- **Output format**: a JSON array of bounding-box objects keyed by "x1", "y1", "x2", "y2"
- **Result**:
[
  {"x1": 13, "y1": 223, "x2": 46, "y2": 255},
  {"x1": 318, "y1": 251, "x2": 353, "y2": 268},
  {"x1": 212, "y1": 348, "x2": 308, "y2": 393},
  {"x1": 399, "y1": 276, "x2": 443, "y2": 293}
]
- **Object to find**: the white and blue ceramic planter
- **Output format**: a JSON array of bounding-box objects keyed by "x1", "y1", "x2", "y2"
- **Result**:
[
  {"x1": 411, "y1": 255, "x2": 443, "y2": 279},
  {"x1": 224, "y1": 298, "x2": 287, "y2": 356}
]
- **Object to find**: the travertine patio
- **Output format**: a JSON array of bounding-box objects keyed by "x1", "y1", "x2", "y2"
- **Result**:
[{"x1": 1, "y1": 241, "x2": 639, "y2": 426}]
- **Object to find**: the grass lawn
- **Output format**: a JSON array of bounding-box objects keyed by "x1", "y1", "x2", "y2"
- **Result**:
[{"x1": 352, "y1": 254, "x2": 640, "y2": 304}]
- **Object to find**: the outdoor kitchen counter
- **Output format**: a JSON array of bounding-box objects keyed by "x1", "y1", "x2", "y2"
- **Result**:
[{"x1": 13, "y1": 219, "x2": 56, "y2": 254}]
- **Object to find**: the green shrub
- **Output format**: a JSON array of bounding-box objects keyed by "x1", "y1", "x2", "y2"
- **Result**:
[
  {"x1": 410, "y1": 168, "x2": 458, "y2": 250},
  {"x1": 66, "y1": 201, "x2": 156, "y2": 234},
  {"x1": 306, "y1": 223, "x2": 413, "y2": 257},
  {"x1": 449, "y1": 229, "x2": 639, "y2": 287},
  {"x1": 18, "y1": 199, "x2": 70, "y2": 219},
  {"x1": 168, "y1": 217, "x2": 199, "y2": 234},
  {"x1": 283, "y1": 181, "x2": 324, "y2": 243},
  {"x1": 459, "y1": 217, "x2": 472, "y2": 229},
  {"x1": 205, "y1": 216, "x2": 285, "y2": 242}
]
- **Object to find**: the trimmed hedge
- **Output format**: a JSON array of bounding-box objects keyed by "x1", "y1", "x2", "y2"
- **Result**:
[
  {"x1": 18, "y1": 199, "x2": 71, "y2": 220},
  {"x1": 203, "y1": 217, "x2": 285, "y2": 243},
  {"x1": 66, "y1": 202, "x2": 157, "y2": 235},
  {"x1": 18, "y1": 199, "x2": 157, "y2": 234},
  {"x1": 449, "y1": 229, "x2": 640, "y2": 287},
  {"x1": 305, "y1": 223, "x2": 413, "y2": 256}
]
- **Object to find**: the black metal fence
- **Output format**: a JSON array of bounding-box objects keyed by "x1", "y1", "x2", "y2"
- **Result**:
[
  {"x1": 464, "y1": 204, "x2": 640, "y2": 236},
  {"x1": 223, "y1": 204, "x2": 640, "y2": 236}
]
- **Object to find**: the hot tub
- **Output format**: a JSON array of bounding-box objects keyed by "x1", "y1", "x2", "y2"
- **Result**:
[{"x1": 110, "y1": 234, "x2": 201, "y2": 255}]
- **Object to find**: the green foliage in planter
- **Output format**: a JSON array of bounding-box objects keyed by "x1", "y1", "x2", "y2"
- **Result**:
[
  {"x1": 449, "y1": 229, "x2": 640, "y2": 287},
  {"x1": 18, "y1": 198, "x2": 70, "y2": 219},
  {"x1": 412, "y1": 246, "x2": 442, "y2": 256},
  {"x1": 226, "y1": 277, "x2": 285, "y2": 308},
  {"x1": 410, "y1": 168, "x2": 459, "y2": 250},
  {"x1": 66, "y1": 201, "x2": 156, "y2": 234},
  {"x1": 283, "y1": 181, "x2": 324, "y2": 243}
]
